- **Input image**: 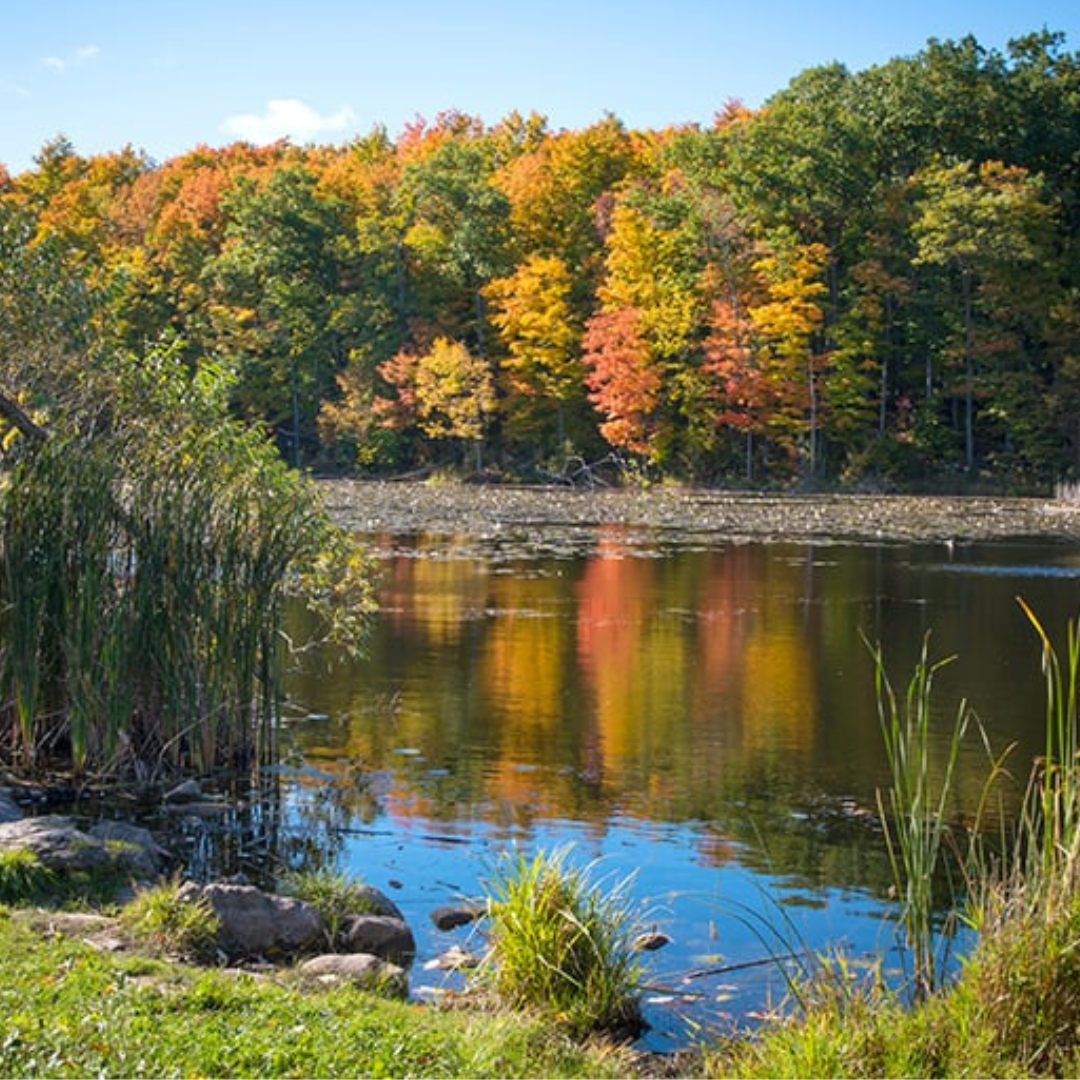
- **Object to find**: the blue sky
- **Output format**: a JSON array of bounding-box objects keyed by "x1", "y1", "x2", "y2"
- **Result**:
[{"x1": 2, "y1": 1, "x2": 1078, "y2": 174}]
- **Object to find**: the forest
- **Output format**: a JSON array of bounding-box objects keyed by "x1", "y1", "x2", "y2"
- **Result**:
[{"x1": 3, "y1": 28, "x2": 1080, "y2": 490}]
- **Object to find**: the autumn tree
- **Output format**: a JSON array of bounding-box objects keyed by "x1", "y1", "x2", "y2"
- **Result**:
[
  {"x1": 581, "y1": 307, "x2": 660, "y2": 460},
  {"x1": 484, "y1": 253, "x2": 586, "y2": 458},
  {"x1": 744, "y1": 236, "x2": 830, "y2": 476}
]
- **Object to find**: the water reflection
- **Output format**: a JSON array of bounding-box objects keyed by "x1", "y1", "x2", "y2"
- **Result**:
[{"x1": 279, "y1": 532, "x2": 1080, "y2": 1048}]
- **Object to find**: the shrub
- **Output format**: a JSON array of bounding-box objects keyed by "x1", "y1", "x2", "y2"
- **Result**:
[{"x1": 278, "y1": 867, "x2": 378, "y2": 948}]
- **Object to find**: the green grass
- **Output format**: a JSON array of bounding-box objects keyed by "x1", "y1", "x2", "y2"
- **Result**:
[
  {"x1": 0, "y1": 908, "x2": 645, "y2": 1079},
  {"x1": 119, "y1": 878, "x2": 221, "y2": 961},
  {"x1": 479, "y1": 846, "x2": 647, "y2": 1039},
  {"x1": 277, "y1": 867, "x2": 382, "y2": 948},
  {"x1": 0, "y1": 848, "x2": 55, "y2": 905}
]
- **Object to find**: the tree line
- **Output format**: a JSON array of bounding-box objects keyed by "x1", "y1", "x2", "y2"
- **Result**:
[{"x1": 3, "y1": 29, "x2": 1080, "y2": 489}]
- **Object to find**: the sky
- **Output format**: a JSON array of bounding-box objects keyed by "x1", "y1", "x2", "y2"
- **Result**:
[{"x1": 2, "y1": 0, "x2": 1079, "y2": 175}]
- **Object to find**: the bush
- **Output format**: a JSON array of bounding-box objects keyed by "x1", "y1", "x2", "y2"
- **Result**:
[
  {"x1": 278, "y1": 868, "x2": 379, "y2": 948},
  {"x1": 0, "y1": 848, "x2": 55, "y2": 905}
]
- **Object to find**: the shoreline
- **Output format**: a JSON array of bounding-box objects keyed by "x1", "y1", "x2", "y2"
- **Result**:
[{"x1": 319, "y1": 480, "x2": 1080, "y2": 546}]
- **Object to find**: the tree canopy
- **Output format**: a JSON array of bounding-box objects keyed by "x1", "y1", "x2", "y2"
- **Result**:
[{"x1": 3, "y1": 30, "x2": 1080, "y2": 489}]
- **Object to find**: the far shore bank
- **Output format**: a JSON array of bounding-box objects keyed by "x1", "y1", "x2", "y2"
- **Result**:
[{"x1": 319, "y1": 479, "x2": 1080, "y2": 547}]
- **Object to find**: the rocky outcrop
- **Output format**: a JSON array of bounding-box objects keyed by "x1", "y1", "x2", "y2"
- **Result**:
[{"x1": 0, "y1": 815, "x2": 161, "y2": 880}]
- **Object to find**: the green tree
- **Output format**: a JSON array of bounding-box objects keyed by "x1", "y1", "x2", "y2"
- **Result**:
[
  {"x1": 912, "y1": 159, "x2": 1058, "y2": 472},
  {"x1": 207, "y1": 166, "x2": 354, "y2": 466}
]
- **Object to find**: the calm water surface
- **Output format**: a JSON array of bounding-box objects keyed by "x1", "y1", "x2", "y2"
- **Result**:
[{"x1": 276, "y1": 529, "x2": 1080, "y2": 1050}]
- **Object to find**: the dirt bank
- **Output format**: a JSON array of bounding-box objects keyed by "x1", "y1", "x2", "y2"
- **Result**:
[{"x1": 320, "y1": 480, "x2": 1080, "y2": 551}]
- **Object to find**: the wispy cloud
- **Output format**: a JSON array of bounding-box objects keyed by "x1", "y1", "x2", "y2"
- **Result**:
[
  {"x1": 221, "y1": 99, "x2": 357, "y2": 144},
  {"x1": 41, "y1": 44, "x2": 101, "y2": 74}
]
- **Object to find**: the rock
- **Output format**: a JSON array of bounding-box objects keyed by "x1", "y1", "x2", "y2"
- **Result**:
[
  {"x1": 163, "y1": 779, "x2": 202, "y2": 803},
  {"x1": 423, "y1": 945, "x2": 481, "y2": 971},
  {"x1": 0, "y1": 816, "x2": 166, "y2": 885},
  {"x1": 340, "y1": 914, "x2": 415, "y2": 966},
  {"x1": 190, "y1": 883, "x2": 325, "y2": 959},
  {"x1": 632, "y1": 930, "x2": 672, "y2": 952},
  {"x1": 0, "y1": 816, "x2": 114, "y2": 874},
  {"x1": 0, "y1": 792, "x2": 20, "y2": 823},
  {"x1": 164, "y1": 800, "x2": 232, "y2": 817},
  {"x1": 348, "y1": 883, "x2": 404, "y2": 921},
  {"x1": 298, "y1": 953, "x2": 407, "y2": 997},
  {"x1": 88, "y1": 821, "x2": 169, "y2": 877},
  {"x1": 430, "y1": 901, "x2": 486, "y2": 931}
]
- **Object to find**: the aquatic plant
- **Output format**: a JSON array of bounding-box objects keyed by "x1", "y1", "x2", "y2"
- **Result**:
[
  {"x1": 0, "y1": 346, "x2": 376, "y2": 781},
  {"x1": 867, "y1": 632, "x2": 972, "y2": 1002}
]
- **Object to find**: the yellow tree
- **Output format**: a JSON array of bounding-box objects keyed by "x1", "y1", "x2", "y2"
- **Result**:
[
  {"x1": 484, "y1": 253, "x2": 584, "y2": 452},
  {"x1": 745, "y1": 237, "x2": 830, "y2": 475},
  {"x1": 413, "y1": 336, "x2": 496, "y2": 467}
]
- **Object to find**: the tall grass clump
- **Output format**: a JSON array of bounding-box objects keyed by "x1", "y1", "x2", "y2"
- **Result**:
[
  {"x1": 120, "y1": 877, "x2": 221, "y2": 961},
  {"x1": 0, "y1": 345, "x2": 376, "y2": 782},
  {"x1": 866, "y1": 632, "x2": 973, "y2": 1002},
  {"x1": 478, "y1": 846, "x2": 646, "y2": 1038},
  {"x1": 956, "y1": 599, "x2": 1080, "y2": 1073}
]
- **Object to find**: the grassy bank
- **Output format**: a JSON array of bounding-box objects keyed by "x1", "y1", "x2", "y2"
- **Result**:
[{"x1": 0, "y1": 908, "x2": 658, "y2": 1079}]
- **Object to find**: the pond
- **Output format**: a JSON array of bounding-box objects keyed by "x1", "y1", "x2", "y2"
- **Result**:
[{"x1": 273, "y1": 512, "x2": 1080, "y2": 1051}]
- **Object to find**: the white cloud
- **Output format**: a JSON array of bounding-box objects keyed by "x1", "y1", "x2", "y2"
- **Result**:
[
  {"x1": 221, "y1": 99, "x2": 357, "y2": 145},
  {"x1": 41, "y1": 44, "x2": 100, "y2": 73}
]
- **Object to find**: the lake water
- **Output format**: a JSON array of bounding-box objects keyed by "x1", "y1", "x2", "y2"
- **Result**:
[{"x1": 273, "y1": 527, "x2": 1080, "y2": 1051}]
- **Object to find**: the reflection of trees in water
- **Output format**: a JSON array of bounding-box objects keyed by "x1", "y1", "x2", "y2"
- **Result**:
[{"x1": 278, "y1": 537, "x2": 1073, "y2": 907}]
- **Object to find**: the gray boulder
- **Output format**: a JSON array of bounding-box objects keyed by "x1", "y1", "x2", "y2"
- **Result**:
[
  {"x1": 88, "y1": 821, "x2": 169, "y2": 878},
  {"x1": 186, "y1": 882, "x2": 325, "y2": 959},
  {"x1": 298, "y1": 953, "x2": 408, "y2": 997},
  {"x1": 348, "y1": 883, "x2": 404, "y2": 921},
  {"x1": 0, "y1": 816, "x2": 117, "y2": 875},
  {"x1": 0, "y1": 789, "x2": 21, "y2": 824},
  {"x1": 340, "y1": 914, "x2": 416, "y2": 967},
  {"x1": 0, "y1": 816, "x2": 165, "y2": 882}
]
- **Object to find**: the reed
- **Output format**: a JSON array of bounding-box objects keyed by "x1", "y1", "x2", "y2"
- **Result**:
[
  {"x1": 0, "y1": 347, "x2": 374, "y2": 784},
  {"x1": 867, "y1": 633, "x2": 972, "y2": 1002}
]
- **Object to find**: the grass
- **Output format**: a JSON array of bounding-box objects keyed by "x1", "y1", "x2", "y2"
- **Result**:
[
  {"x1": 277, "y1": 867, "x2": 382, "y2": 948},
  {"x1": 0, "y1": 908, "x2": 645, "y2": 1079},
  {"x1": 119, "y1": 878, "x2": 221, "y2": 961},
  {"x1": 0, "y1": 848, "x2": 55, "y2": 905},
  {"x1": 479, "y1": 846, "x2": 647, "y2": 1039}
]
